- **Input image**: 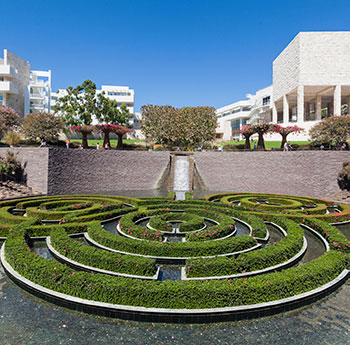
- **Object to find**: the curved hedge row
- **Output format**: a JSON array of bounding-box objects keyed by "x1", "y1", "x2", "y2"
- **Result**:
[
  {"x1": 49, "y1": 228, "x2": 157, "y2": 277},
  {"x1": 4, "y1": 224, "x2": 348, "y2": 309},
  {"x1": 1, "y1": 192, "x2": 350, "y2": 321},
  {"x1": 88, "y1": 222, "x2": 256, "y2": 257},
  {"x1": 185, "y1": 217, "x2": 304, "y2": 277}
]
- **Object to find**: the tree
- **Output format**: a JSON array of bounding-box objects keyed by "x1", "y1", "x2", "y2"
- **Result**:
[
  {"x1": 111, "y1": 124, "x2": 133, "y2": 148},
  {"x1": 309, "y1": 115, "x2": 350, "y2": 145},
  {"x1": 238, "y1": 125, "x2": 256, "y2": 149},
  {"x1": 251, "y1": 123, "x2": 274, "y2": 150},
  {"x1": 273, "y1": 125, "x2": 303, "y2": 149},
  {"x1": 95, "y1": 93, "x2": 132, "y2": 147},
  {"x1": 21, "y1": 112, "x2": 64, "y2": 142},
  {"x1": 54, "y1": 80, "x2": 97, "y2": 148},
  {"x1": 141, "y1": 105, "x2": 217, "y2": 149},
  {"x1": 4, "y1": 131, "x2": 21, "y2": 147},
  {"x1": 0, "y1": 106, "x2": 20, "y2": 138}
]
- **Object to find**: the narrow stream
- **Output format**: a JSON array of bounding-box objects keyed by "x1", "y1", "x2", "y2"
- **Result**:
[
  {"x1": 297, "y1": 228, "x2": 326, "y2": 265},
  {"x1": 334, "y1": 222, "x2": 350, "y2": 240},
  {"x1": 31, "y1": 240, "x2": 51, "y2": 259}
]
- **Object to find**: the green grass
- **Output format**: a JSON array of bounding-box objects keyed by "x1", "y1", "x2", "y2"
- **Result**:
[
  {"x1": 223, "y1": 140, "x2": 311, "y2": 149},
  {"x1": 70, "y1": 139, "x2": 145, "y2": 147}
]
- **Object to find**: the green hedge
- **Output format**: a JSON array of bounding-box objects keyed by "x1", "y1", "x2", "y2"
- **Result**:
[
  {"x1": 4, "y1": 225, "x2": 347, "y2": 309},
  {"x1": 50, "y1": 228, "x2": 157, "y2": 277},
  {"x1": 301, "y1": 217, "x2": 350, "y2": 253},
  {"x1": 186, "y1": 217, "x2": 304, "y2": 277},
  {"x1": 0, "y1": 206, "x2": 30, "y2": 225},
  {"x1": 26, "y1": 203, "x2": 122, "y2": 221},
  {"x1": 88, "y1": 222, "x2": 256, "y2": 257}
]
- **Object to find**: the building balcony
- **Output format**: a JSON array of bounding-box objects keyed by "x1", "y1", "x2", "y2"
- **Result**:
[
  {"x1": 0, "y1": 65, "x2": 18, "y2": 79},
  {"x1": 29, "y1": 104, "x2": 45, "y2": 110},
  {"x1": 30, "y1": 93, "x2": 45, "y2": 100},
  {"x1": 0, "y1": 81, "x2": 18, "y2": 94},
  {"x1": 30, "y1": 79, "x2": 49, "y2": 87}
]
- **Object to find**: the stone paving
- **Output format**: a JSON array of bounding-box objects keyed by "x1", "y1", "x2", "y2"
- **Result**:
[{"x1": 0, "y1": 181, "x2": 40, "y2": 200}]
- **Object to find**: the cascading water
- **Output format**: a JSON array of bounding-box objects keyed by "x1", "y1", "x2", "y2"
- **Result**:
[{"x1": 173, "y1": 156, "x2": 190, "y2": 200}]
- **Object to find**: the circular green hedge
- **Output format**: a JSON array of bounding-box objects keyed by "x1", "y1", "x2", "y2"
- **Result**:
[{"x1": 1, "y1": 192, "x2": 350, "y2": 321}]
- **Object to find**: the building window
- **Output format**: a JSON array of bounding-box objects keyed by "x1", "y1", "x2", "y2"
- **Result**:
[
  {"x1": 263, "y1": 96, "x2": 270, "y2": 106},
  {"x1": 107, "y1": 91, "x2": 131, "y2": 96},
  {"x1": 231, "y1": 119, "x2": 241, "y2": 132},
  {"x1": 289, "y1": 107, "x2": 297, "y2": 122},
  {"x1": 277, "y1": 111, "x2": 283, "y2": 123},
  {"x1": 242, "y1": 107, "x2": 251, "y2": 112},
  {"x1": 0, "y1": 93, "x2": 3, "y2": 105},
  {"x1": 304, "y1": 103, "x2": 316, "y2": 121}
]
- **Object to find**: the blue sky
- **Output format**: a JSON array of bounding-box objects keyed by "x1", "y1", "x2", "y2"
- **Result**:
[{"x1": 2, "y1": 0, "x2": 350, "y2": 111}]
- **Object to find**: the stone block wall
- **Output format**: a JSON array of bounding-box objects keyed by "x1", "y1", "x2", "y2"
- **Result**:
[
  {"x1": 47, "y1": 148, "x2": 170, "y2": 195},
  {"x1": 273, "y1": 33, "x2": 300, "y2": 101},
  {"x1": 0, "y1": 147, "x2": 49, "y2": 193},
  {"x1": 299, "y1": 32, "x2": 350, "y2": 86},
  {"x1": 194, "y1": 151, "x2": 350, "y2": 199},
  {"x1": 1, "y1": 148, "x2": 349, "y2": 200}
]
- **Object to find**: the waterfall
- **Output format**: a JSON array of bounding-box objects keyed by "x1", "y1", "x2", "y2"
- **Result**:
[{"x1": 173, "y1": 156, "x2": 190, "y2": 200}]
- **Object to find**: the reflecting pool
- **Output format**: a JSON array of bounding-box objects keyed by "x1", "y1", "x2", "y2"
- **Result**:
[{"x1": 0, "y1": 264, "x2": 350, "y2": 344}]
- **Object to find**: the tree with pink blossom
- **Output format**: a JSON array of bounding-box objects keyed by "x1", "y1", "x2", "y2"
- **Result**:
[
  {"x1": 237, "y1": 125, "x2": 256, "y2": 149},
  {"x1": 273, "y1": 125, "x2": 303, "y2": 149},
  {"x1": 0, "y1": 105, "x2": 20, "y2": 138}
]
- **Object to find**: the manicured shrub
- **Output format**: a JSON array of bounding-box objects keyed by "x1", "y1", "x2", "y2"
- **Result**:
[{"x1": 50, "y1": 228, "x2": 157, "y2": 276}]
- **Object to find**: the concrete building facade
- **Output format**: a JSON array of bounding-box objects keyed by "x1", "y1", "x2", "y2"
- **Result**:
[
  {"x1": 0, "y1": 49, "x2": 51, "y2": 118},
  {"x1": 217, "y1": 31, "x2": 350, "y2": 141}
]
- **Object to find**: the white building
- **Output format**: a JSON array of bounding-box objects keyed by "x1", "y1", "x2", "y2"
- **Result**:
[
  {"x1": 217, "y1": 31, "x2": 350, "y2": 141},
  {"x1": 0, "y1": 49, "x2": 51, "y2": 118},
  {"x1": 28, "y1": 70, "x2": 52, "y2": 114},
  {"x1": 216, "y1": 86, "x2": 272, "y2": 140}
]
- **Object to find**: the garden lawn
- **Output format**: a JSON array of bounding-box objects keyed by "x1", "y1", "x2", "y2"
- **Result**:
[{"x1": 223, "y1": 140, "x2": 311, "y2": 149}]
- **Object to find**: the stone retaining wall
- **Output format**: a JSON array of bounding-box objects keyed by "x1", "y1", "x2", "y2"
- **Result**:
[
  {"x1": 0, "y1": 147, "x2": 49, "y2": 194},
  {"x1": 1, "y1": 148, "x2": 350, "y2": 199},
  {"x1": 47, "y1": 148, "x2": 170, "y2": 195},
  {"x1": 194, "y1": 151, "x2": 350, "y2": 199}
]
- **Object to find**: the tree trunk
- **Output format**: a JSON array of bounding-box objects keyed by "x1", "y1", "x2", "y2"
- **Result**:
[
  {"x1": 103, "y1": 129, "x2": 111, "y2": 148},
  {"x1": 117, "y1": 134, "x2": 123, "y2": 149},
  {"x1": 82, "y1": 133, "x2": 88, "y2": 149},
  {"x1": 257, "y1": 131, "x2": 265, "y2": 150},
  {"x1": 280, "y1": 134, "x2": 288, "y2": 149},
  {"x1": 244, "y1": 135, "x2": 251, "y2": 150}
]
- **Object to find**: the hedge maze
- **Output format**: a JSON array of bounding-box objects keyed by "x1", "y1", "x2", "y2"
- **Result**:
[{"x1": 1, "y1": 193, "x2": 349, "y2": 321}]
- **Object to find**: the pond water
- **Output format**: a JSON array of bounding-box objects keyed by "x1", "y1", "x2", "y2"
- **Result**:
[
  {"x1": 0, "y1": 265, "x2": 349, "y2": 345},
  {"x1": 2, "y1": 194, "x2": 350, "y2": 344}
]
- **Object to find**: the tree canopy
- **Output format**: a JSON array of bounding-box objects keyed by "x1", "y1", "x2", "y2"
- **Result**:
[
  {"x1": 141, "y1": 105, "x2": 217, "y2": 149},
  {"x1": 95, "y1": 93, "x2": 132, "y2": 147},
  {"x1": 309, "y1": 115, "x2": 350, "y2": 145},
  {"x1": 0, "y1": 106, "x2": 20, "y2": 139},
  {"x1": 21, "y1": 112, "x2": 64, "y2": 142},
  {"x1": 53, "y1": 80, "x2": 97, "y2": 148},
  {"x1": 273, "y1": 125, "x2": 303, "y2": 148}
]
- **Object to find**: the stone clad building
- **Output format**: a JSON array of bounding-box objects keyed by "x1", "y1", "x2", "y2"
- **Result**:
[
  {"x1": 216, "y1": 31, "x2": 350, "y2": 141},
  {"x1": 0, "y1": 49, "x2": 51, "y2": 118}
]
